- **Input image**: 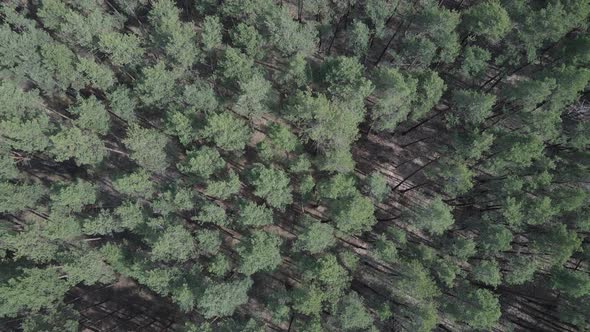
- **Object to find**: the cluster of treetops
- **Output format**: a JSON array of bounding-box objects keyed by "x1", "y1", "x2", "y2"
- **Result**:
[{"x1": 0, "y1": 0, "x2": 589, "y2": 331}]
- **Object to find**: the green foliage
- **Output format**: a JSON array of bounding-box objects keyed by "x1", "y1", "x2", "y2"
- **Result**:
[
  {"x1": 397, "y1": 36, "x2": 437, "y2": 68},
  {"x1": 152, "y1": 187, "x2": 195, "y2": 215},
  {"x1": 149, "y1": 0, "x2": 200, "y2": 68},
  {"x1": 208, "y1": 254, "x2": 231, "y2": 277},
  {"x1": 2, "y1": 1, "x2": 589, "y2": 329},
  {"x1": 0, "y1": 81, "x2": 42, "y2": 115},
  {"x1": 99, "y1": 32, "x2": 143, "y2": 66},
  {"x1": 41, "y1": 212, "x2": 82, "y2": 241},
  {"x1": 0, "y1": 182, "x2": 43, "y2": 215},
  {"x1": 183, "y1": 81, "x2": 218, "y2": 112},
  {"x1": 220, "y1": 47, "x2": 256, "y2": 83},
  {"x1": 39, "y1": 0, "x2": 122, "y2": 48},
  {"x1": 534, "y1": 224, "x2": 582, "y2": 266},
  {"x1": 278, "y1": 53, "x2": 311, "y2": 88},
  {"x1": 178, "y1": 146, "x2": 225, "y2": 178},
  {"x1": 50, "y1": 181, "x2": 96, "y2": 214},
  {"x1": 462, "y1": 0, "x2": 511, "y2": 41},
  {"x1": 38, "y1": 42, "x2": 80, "y2": 93},
  {"x1": 437, "y1": 160, "x2": 475, "y2": 196},
  {"x1": 413, "y1": 3, "x2": 460, "y2": 63},
  {"x1": 1, "y1": 114, "x2": 52, "y2": 153},
  {"x1": 151, "y1": 225, "x2": 196, "y2": 262},
  {"x1": 108, "y1": 87, "x2": 137, "y2": 122},
  {"x1": 20, "y1": 305, "x2": 79, "y2": 332},
  {"x1": 450, "y1": 237, "x2": 477, "y2": 260},
  {"x1": 63, "y1": 250, "x2": 116, "y2": 286},
  {"x1": 332, "y1": 193, "x2": 376, "y2": 235},
  {"x1": 114, "y1": 201, "x2": 146, "y2": 230},
  {"x1": 0, "y1": 268, "x2": 70, "y2": 318},
  {"x1": 249, "y1": 164, "x2": 292, "y2": 210},
  {"x1": 123, "y1": 125, "x2": 169, "y2": 173},
  {"x1": 550, "y1": 267, "x2": 590, "y2": 298},
  {"x1": 321, "y1": 56, "x2": 374, "y2": 100},
  {"x1": 51, "y1": 126, "x2": 106, "y2": 165},
  {"x1": 0, "y1": 151, "x2": 18, "y2": 180},
  {"x1": 333, "y1": 292, "x2": 374, "y2": 331},
  {"x1": 434, "y1": 258, "x2": 460, "y2": 288},
  {"x1": 373, "y1": 234, "x2": 398, "y2": 263},
  {"x1": 258, "y1": 123, "x2": 299, "y2": 160},
  {"x1": 504, "y1": 77, "x2": 556, "y2": 111},
  {"x1": 265, "y1": 7, "x2": 317, "y2": 56},
  {"x1": 478, "y1": 223, "x2": 513, "y2": 253},
  {"x1": 304, "y1": 254, "x2": 351, "y2": 306},
  {"x1": 196, "y1": 203, "x2": 227, "y2": 225},
  {"x1": 83, "y1": 210, "x2": 121, "y2": 235},
  {"x1": 403, "y1": 302, "x2": 438, "y2": 332},
  {"x1": 489, "y1": 132, "x2": 545, "y2": 172},
  {"x1": 202, "y1": 113, "x2": 251, "y2": 151},
  {"x1": 451, "y1": 89, "x2": 496, "y2": 125},
  {"x1": 287, "y1": 92, "x2": 362, "y2": 172},
  {"x1": 504, "y1": 256, "x2": 538, "y2": 285},
  {"x1": 238, "y1": 201, "x2": 274, "y2": 227},
  {"x1": 220, "y1": 0, "x2": 273, "y2": 22},
  {"x1": 319, "y1": 146, "x2": 356, "y2": 173},
  {"x1": 460, "y1": 46, "x2": 491, "y2": 79},
  {"x1": 231, "y1": 23, "x2": 264, "y2": 59},
  {"x1": 237, "y1": 231, "x2": 282, "y2": 275},
  {"x1": 370, "y1": 67, "x2": 418, "y2": 131},
  {"x1": 396, "y1": 260, "x2": 440, "y2": 301},
  {"x1": 201, "y1": 16, "x2": 223, "y2": 51},
  {"x1": 136, "y1": 62, "x2": 178, "y2": 106},
  {"x1": 197, "y1": 278, "x2": 253, "y2": 318},
  {"x1": 235, "y1": 74, "x2": 272, "y2": 117},
  {"x1": 348, "y1": 21, "x2": 370, "y2": 57},
  {"x1": 205, "y1": 171, "x2": 241, "y2": 199},
  {"x1": 289, "y1": 154, "x2": 312, "y2": 173},
  {"x1": 411, "y1": 69, "x2": 446, "y2": 120},
  {"x1": 68, "y1": 96, "x2": 109, "y2": 135},
  {"x1": 77, "y1": 57, "x2": 115, "y2": 91},
  {"x1": 449, "y1": 288, "x2": 501, "y2": 329},
  {"x1": 365, "y1": 0, "x2": 397, "y2": 38},
  {"x1": 472, "y1": 259, "x2": 501, "y2": 287},
  {"x1": 407, "y1": 197, "x2": 454, "y2": 235},
  {"x1": 166, "y1": 111, "x2": 195, "y2": 146},
  {"x1": 366, "y1": 171, "x2": 390, "y2": 202},
  {"x1": 196, "y1": 229, "x2": 222, "y2": 254},
  {"x1": 295, "y1": 220, "x2": 336, "y2": 254},
  {"x1": 292, "y1": 284, "x2": 325, "y2": 316},
  {"x1": 544, "y1": 65, "x2": 590, "y2": 112}
]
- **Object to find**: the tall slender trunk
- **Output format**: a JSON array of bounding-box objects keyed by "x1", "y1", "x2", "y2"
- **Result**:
[
  {"x1": 374, "y1": 19, "x2": 403, "y2": 65},
  {"x1": 392, "y1": 157, "x2": 439, "y2": 191},
  {"x1": 327, "y1": 6, "x2": 352, "y2": 53},
  {"x1": 400, "y1": 111, "x2": 444, "y2": 136}
]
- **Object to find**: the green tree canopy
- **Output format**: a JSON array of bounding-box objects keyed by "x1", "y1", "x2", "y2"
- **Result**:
[
  {"x1": 238, "y1": 201, "x2": 274, "y2": 227},
  {"x1": 237, "y1": 231, "x2": 283, "y2": 275},
  {"x1": 51, "y1": 127, "x2": 106, "y2": 166},
  {"x1": 202, "y1": 113, "x2": 251, "y2": 151},
  {"x1": 295, "y1": 220, "x2": 336, "y2": 254},
  {"x1": 177, "y1": 146, "x2": 225, "y2": 179},
  {"x1": 249, "y1": 164, "x2": 293, "y2": 210},
  {"x1": 406, "y1": 197, "x2": 454, "y2": 235},
  {"x1": 461, "y1": 0, "x2": 511, "y2": 41},
  {"x1": 197, "y1": 278, "x2": 253, "y2": 318},
  {"x1": 123, "y1": 125, "x2": 169, "y2": 173}
]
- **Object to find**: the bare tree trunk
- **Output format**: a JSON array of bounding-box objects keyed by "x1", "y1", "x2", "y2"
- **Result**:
[
  {"x1": 327, "y1": 6, "x2": 352, "y2": 54},
  {"x1": 392, "y1": 157, "x2": 439, "y2": 191},
  {"x1": 400, "y1": 111, "x2": 444, "y2": 136}
]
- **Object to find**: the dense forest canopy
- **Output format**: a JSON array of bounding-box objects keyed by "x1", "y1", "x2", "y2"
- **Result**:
[{"x1": 0, "y1": 0, "x2": 589, "y2": 331}]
